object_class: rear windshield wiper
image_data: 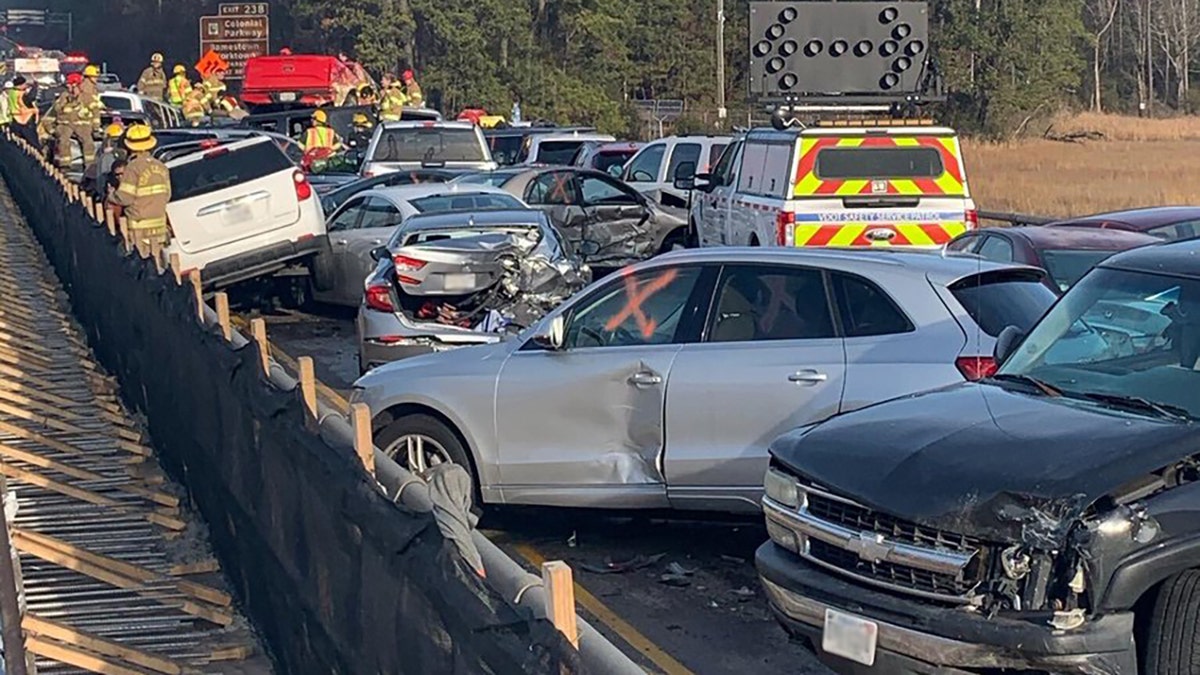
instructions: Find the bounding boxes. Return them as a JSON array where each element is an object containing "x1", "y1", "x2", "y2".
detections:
[
  {"x1": 986, "y1": 373, "x2": 1063, "y2": 397},
  {"x1": 1078, "y1": 392, "x2": 1192, "y2": 422}
]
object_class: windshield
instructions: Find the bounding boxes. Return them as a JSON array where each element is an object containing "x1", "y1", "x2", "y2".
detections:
[
  {"x1": 1041, "y1": 249, "x2": 1119, "y2": 292},
  {"x1": 488, "y1": 136, "x2": 523, "y2": 166},
  {"x1": 408, "y1": 193, "x2": 523, "y2": 213},
  {"x1": 998, "y1": 268, "x2": 1200, "y2": 420},
  {"x1": 372, "y1": 128, "x2": 487, "y2": 163}
]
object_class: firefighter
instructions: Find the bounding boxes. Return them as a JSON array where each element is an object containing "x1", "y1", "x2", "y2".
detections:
[
  {"x1": 378, "y1": 81, "x2": 408, "y2": 122},
  {"x1": 302, "y1": 109, "x2": 342, "y2": 153},
  {"x1": 167, "y1": 65, "x2": 191, "y2": 107},
  {"x1": 216, "y1": 95, "x2": 248, "y2": 120},
  {"x1": 357, "y1": 84, "x2": 377, "y2": 108},
  {"x1": 347, "y1": 112, "x2": 374, "y2": 152},
  {"x1": 9, "y1": 77, "x2": 40, "y2": 148},
  {"x1": 54, "y1": 73, "x2": 100, "y2": 172},
  {"x1": 137, "y1": 53, "x2": 167, "y2": 101},
  {"x1": 402, "y1": 69, "x2": 424, "y2": 108},
  {"x1": 200, "y1": 67, "x2": 228, "y2": 113},
  {"x1": 89, "y1": 122, "x2": 126, "y2": 199},
  {"x1": 110, "y1": 125, "x2": 171, "y2": 257},
  {"x1": 182, "y1": 87, "x2": 206, "y2": 126},
  {"x1": 79, "y1": 65, "x2": 104, "y2": 123}
]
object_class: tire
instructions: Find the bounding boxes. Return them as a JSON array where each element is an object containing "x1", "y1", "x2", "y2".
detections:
[
  {"x1": 375, "y1": 414, "x2": 480, "y2": 507},
  {"x1": 1144, "y1": 569, "x2": 1200, "y2": 673},
  {"x1": 749, "y1": 234, "x2": 761, "y2": 247}
]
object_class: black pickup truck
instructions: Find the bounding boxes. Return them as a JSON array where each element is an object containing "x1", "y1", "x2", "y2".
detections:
[{"x1": 758, "y1": 238, "x2": 1200, "y2": 673}]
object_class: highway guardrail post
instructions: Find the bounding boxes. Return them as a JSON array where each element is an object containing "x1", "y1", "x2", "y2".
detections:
[
  {"x1": 214, "y1": 293, "x2": 232, "y2": 342},
  {"x1": 542, "y1": 561, "x2": 579, "y2": 649}
]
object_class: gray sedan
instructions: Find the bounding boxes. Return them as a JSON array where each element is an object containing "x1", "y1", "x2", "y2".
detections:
[{"x1": 351, "y1": 248, "x2": 1058, "y2": 514}]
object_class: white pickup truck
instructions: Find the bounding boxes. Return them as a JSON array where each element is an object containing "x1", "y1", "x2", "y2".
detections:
[{"x1": 165, "y1": 136, "x2": 327, "y2": 291}]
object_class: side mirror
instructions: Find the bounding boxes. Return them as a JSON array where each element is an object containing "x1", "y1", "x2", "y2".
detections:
[
  {"x1": 672, "y1": 161, "x2": 697, "y2": 191},
  {"x1": 607, "y1": 164, "x2": 624, "y2": 177},
  {"x1": 994, "y1": 325, "x2": 1026, "y2": 366},
  {"x1": 370, "y1": 245, "x2": 389, "y2": 262},
  {"x1": 532, "y1": 315, "x2": 565, "y2": 351}
]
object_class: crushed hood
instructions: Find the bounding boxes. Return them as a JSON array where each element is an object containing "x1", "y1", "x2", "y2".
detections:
[{"x1": 770, "y1": 383, "x2": 1197, "y2": 547}]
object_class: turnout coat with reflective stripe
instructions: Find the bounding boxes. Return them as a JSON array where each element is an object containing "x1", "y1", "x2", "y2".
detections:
[{"x1": 111, "y1": 154, "x2": 171, "y2": 228}]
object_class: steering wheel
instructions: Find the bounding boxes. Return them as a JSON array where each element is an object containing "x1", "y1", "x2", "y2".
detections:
[{"x1": 578, "y1": 325, "x2": 607, "y2": 347}]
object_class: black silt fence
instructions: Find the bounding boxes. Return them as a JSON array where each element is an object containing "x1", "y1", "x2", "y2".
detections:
[{"x1": 0, "y1": 137, "x2": 581, "y2": 675}]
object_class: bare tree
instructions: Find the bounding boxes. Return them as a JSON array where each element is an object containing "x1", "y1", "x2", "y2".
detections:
[
  {"x1": 1085, "y1": 0, "x2": 1120, "y2": 111},
  {"x1": 1151, "y1": 0, "x2": 1200, "y2": 105}
]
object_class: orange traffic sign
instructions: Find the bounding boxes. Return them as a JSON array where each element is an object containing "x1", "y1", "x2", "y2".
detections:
[{"x1": 194, "y1": 49, "x2": 230, "y2": 78}]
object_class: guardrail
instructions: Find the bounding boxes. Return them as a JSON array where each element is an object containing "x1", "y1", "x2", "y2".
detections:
[
  {"x1": 0, "y1": 131, "x2": 644, "y2": 675},
  {"x1": 978, "y1": 210, "x2": 1055, "y2": 227}
]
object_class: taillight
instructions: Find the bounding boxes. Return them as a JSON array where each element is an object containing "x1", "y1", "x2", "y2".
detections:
[
  {"x1": 203, "y1": 147, "x2": 230, "y2": 159},
  {"x1": 293, "y1": 170, "x2": 312, "y2": 201},
  {"x1": 393, "y1": 255, "x2": 427, "y2": 285},
  {"x1": 775, "y1": 211, "x2": 795, "y2": 246},
  {"x1": 956, "y1": 355, "x2": 997, "y2": 381},
  {"x1": 362, "y1": 169, "x2": 375, "y2": 178},
  {"x1": 965, "y1": 209, "x2": 979, "y2": 230},
  {"x1": 364, "y1": 282, "x2": 395, "y2": 312}
]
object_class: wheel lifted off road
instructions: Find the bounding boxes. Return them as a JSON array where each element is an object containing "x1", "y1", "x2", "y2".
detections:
[{"x1": 1144, "y1": 569, "x2": 1200, "y2": 673}]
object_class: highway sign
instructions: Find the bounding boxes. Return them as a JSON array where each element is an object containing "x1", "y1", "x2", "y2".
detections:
[{"x1": 199, "y1": 3, "x2": 269, "y2": 79}]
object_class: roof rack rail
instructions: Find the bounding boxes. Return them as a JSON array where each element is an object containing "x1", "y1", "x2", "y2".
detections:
[{"x1": 765, "y1": 93, "x2": 945, "y2": 131}]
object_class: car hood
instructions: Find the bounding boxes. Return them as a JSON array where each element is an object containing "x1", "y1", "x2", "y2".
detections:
[
  {"x1": 770, "y1": 383, "x2": 1198, "y2": 547},
  {"x1": 354, "y1": 339, "x2": 511, "y2": 389}
]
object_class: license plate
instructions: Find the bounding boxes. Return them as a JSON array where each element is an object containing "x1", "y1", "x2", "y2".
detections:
[
  {"x1": 279, "y1": 92, "x2": 296, "y2": 102},
  {"x1": 227, "y1": 204, "x2": 253, "y2": 225},
  {"x1": 822, "y1": 608, "x2": 878, "y2": 666},
  {"x1": 442, "y1": 273, "x2": 478, "y2": 292}
]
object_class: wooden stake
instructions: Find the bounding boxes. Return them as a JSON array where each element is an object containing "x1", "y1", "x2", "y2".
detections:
[
  {"x1": 298, "y1": 357, "x2": 317, "y2": 419},
  {"x1": 168, "y1": 253, "x2": 182, "y2": 284},
  {"x1": 93, "y1": 200, "x2": 105, "y2": 224},
  {"x1": 541, "y1": 561, "x2": 579, "y2": 648},
  {"x1": 188, "y1": 270, "x2": 204, "y2": 323},
  {"x1": 214, "y1": 292, "x2": 231, "y2": 342},
  {"x1": 249, "y1": 318, "x2": 270, "y2": 376},
  {"x1": 25, "y1": 636, "x2": 144, "y2": 675},
  {"x1": 150, "y1": 239, "x2": 164, "y2": 274},
  {"x1": 351, "y1": 403, "x2": 376, "y2": 478},
  {"x1": 105, "y1": 206, "x2": 116, "y2": 235}
]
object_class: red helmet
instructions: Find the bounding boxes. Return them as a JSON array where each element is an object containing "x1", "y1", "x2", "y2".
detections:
[
  {"x1": 402, "y1": 70, "x2": 414, "y2": 81},
  {"x1": 65, "y1": 72, "x2": 83, "y2": 86}
]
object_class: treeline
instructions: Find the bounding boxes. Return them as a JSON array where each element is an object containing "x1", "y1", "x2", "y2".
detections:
[{"x1": 40, "y1": 0, "x2": 1200, "y2": 136}]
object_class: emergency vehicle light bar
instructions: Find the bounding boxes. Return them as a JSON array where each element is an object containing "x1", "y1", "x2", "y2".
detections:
[{"x1": 815, "y1": 118, "x2": 935, "y2": 127}]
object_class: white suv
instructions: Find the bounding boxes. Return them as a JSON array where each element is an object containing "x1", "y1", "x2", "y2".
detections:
[
  {"x1": 166, "y1": 136, "x2": 326, "y2": 289},
  {"x1": 622, "y1": 135, "x2": 732, "y2": 208},
  {"x1": 360, "y1": 121, "x2": 497, "y2": 177}
]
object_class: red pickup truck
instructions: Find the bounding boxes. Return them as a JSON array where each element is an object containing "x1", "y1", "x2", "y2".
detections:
[{"x1": 240, "y1": 54, "x2": 372, "y2": 112}]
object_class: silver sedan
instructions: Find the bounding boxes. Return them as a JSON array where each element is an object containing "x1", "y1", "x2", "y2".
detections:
[{"x1": 351, "y1": 248, "x2": 1058, "y2": 514}]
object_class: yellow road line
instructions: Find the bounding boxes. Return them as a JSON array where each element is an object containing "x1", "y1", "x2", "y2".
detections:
[
  {"x1": 230, "y1": 315, "x2": 351, "y2": 413},
  {"x1": 512, "y1": 543, "x2": 695, "y2": 675}
]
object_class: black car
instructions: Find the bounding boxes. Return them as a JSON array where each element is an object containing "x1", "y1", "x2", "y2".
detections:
[
  {"x1": 483, "y1": 125, "x2": 595, "y2": 166},
  {"x1": 757, "y1": 237, "x2": 1200, "y2": 673}
]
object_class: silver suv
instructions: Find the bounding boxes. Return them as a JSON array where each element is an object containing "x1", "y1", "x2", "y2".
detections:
[{"x1": 351, "y1": 248, "x2": 1057, "y2": 513}]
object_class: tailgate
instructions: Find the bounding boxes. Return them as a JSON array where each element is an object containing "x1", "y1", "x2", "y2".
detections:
[
  {"x1": 166, "y1": 140, "x2": 302, "y2": 255},
  {"x1": 243, "y1": 56, "x2": 333, "y2": 93}
]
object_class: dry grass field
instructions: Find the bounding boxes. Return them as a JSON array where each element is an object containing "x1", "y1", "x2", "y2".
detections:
[{"x1": 963, "y1": 113, "x2": 1200, "y2": 218}]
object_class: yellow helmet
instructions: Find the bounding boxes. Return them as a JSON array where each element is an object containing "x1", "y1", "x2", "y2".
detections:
[
  {"x1": 173, "y1": 65, "x2": 186, "y2": 75},
  {"x1": 124, "y1": 124, "x2": 157, "y2": 152},
  {"x1": 83, "y1": 65, "x2": 100, "y2": 78},
  {"x1": 105, "y1": 123, "x2": 124, "y2": 139},
  {"x1": 151, "y1": 53, "x2": 164, "y2": 64},
  {"x1": 352, "y1": 113, "x2": 370, "y2": 126},
  {"x1": 311, "y1": 109, "x2": 328, "y2": 124}
]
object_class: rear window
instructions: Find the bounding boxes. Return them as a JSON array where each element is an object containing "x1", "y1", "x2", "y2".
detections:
[
  {"x1": 816, "y1": 146, "x2": 944, "y2": 180},
  {"x1": 1040, "y1": 250, "x2": 1118, "y2": 292},
  {"x1": 488, "y1": 136, "x2": 523, "y2": 166},
  {"x1": 408, "y1": 193, "x2": 523, "y2": 214},
  {"x1": 101, "y1": 95, "x2": 133, "y2": 111},
  {"x1": 371, "y1": 128, "x2": 487, "y2": 163},
  {"x1": 950, "y1": 271, "x2": 1057, "y2": 337},
  {"x1": 593, "y1": 151, "x2": 634, "y2": 174},
  {"x1": 535, "y1": 141, "x2": 586, "y2": 165},
  {"x1": 170, "y1": 141, "x2": 294, "y2": 202}
]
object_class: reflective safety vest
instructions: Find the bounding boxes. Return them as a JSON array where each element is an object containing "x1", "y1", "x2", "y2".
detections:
[
  {"x1": 168, "y1": 75, "x2": 192, "y2": 106},
  {"x1": 379, "y1": 92, "x2": 408, "y2": 121},
  {"x1": 10, "y1": 89, "x2": 35, "y2": 125},
  {"x1": 303, "y1": 125, "x2": 337, "y2": 151}
]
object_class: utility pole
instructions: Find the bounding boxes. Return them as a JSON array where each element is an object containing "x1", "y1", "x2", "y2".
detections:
[{"x1": 716, "y1": 0, "x2": 727, "y2": 123}]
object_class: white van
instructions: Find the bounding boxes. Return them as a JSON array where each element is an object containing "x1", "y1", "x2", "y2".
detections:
[
  {"x1": 623, "y1": 134, "x2": 731, "y2": 208},
  {"x1": 166, "y1": 136, "x2": 327, "y2": 289},
  {"x1": 688, "y1": 122, "x2": 977, "y2": 249}
]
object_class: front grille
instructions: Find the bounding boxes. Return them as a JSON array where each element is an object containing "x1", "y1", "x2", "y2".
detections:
[
  {"x1": 806, "y1": 492, "x2": 981, "y2": 554},
  {"x1": 807, "y1": 539, "x2": 983, "y2": 598}
]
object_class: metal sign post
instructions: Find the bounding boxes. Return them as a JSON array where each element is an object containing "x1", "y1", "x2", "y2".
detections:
[
  {"x1": 633, "y1": 99, "x2": 685, "y2": 139},
  {"x1": 198, "y1": 2, "x2": 269, "y2": 80}
]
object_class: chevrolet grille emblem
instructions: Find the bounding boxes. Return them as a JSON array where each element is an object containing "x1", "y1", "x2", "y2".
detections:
[{"x1": 846, "y1": 531, "x2": 893, "y2": 563}]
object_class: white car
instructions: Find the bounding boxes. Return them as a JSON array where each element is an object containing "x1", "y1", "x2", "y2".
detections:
[
  {"x1": 622, "y1": 134, "x2": 731, "y2": 208},
  {"x1": 100, "y1": 91, "x2": 183, "y2": 129},
  {"x1": 310, "y1": 183, "x2": 528, "y2": 307},
  {"x1": 519, "y1": 131, "x2": 616, "y2": 166},
  {"x1": 165, "y1": 136, "x2": 327, "y2": 290}
]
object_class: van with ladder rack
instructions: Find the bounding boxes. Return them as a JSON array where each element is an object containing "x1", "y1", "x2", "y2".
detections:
[{"x1": 687, "y1": 113, "x2": 977, "y2": 249}]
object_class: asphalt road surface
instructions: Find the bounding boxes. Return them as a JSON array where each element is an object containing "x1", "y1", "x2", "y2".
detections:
[{"x1": 252, "y1": 305, "x2": 832, "y2": 675}]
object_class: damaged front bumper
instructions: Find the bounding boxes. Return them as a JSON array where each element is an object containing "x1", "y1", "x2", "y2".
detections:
[{"x1": 756, "y1": 543, "x2": 1138, "y2": 675}]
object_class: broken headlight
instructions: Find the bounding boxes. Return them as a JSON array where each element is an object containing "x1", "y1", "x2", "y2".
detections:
[{"x1": 764, "y1": 467, "x2": 799, "y2": 508}]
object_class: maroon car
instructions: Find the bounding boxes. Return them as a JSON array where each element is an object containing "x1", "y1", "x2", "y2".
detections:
[
  {"x1": 1045, "y1": 206, "x2": 1200, "y2": 240},
  {"x1": 947, "y1": 225, "x2": 1159, "y2": 292}
]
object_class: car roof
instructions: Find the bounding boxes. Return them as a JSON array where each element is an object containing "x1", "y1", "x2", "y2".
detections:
[
  {"x1": 645, "y1": 247, "x2": 1044, "y2": 286},
  {"x1": 1098, "y1": 236, "x2": 1200, "y2": 278},
  {"x1": 1048, "y1": 206, "x2": 1200, "y2": 229},
  {"x1": 402, "y1": 208, "x2": 547, "y2": 230},
  {"x1": 594, "y1": 141, "x2": 644, "y2": 152},
  {"x1": 992, "y1": 225, "x2": 1160, "y2": 250},
  {"x1": 370, "y1": 183, "x2": 514, "y2": 200},
  {"x1": 379, "y1": 120, "x2": 476, "y2": 130},
  {"x1": 533, "y1": 132, "x2": 615, "y2": 142}
]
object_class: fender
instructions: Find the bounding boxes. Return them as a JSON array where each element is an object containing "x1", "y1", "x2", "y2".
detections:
[{"x1": 1099, "y1": 533, "x2": 1200, "y2": 611}]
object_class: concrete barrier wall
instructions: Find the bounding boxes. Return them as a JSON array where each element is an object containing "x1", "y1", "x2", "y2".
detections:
[{"x1": 0, "y1": 136, "x2": 583, "y2": 675}]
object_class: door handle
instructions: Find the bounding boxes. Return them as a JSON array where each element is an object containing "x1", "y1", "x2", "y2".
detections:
[
  {"x1": 332, "y1": 238, "x2": 347, "y2": 246},
  {"x1": 788, "y1": 370, "x2": 827, "y2": 384},
  {"x1": 628, "y1": 372, "x2": 662, "y2": 387},
  {"x1": 371, "y1": 238, "x2": 382, "y2": 245}
]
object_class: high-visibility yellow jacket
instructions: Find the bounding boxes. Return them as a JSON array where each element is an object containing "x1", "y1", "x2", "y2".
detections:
[
  {"x1": 167, "y1": 75, "x2": 192, "y2": 106},
  {"x1": 110, "y1": 154, "x2": 172, "y2": 230},
  {"x1": 303, "y1": 124, "x2": 341, "y2": 152}
]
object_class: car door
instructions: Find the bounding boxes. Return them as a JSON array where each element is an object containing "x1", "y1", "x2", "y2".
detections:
[
  {"x1": 522, "y1": 170, "x2": 589, "y2": 252},
  {"x1": 664, "y1": 263, "x2": 846, "y2": 512},
  {"x1": 333, "y1": 195, "x2": 405, "y2": 305},
  {"x1": 697, "y1": 140, "x2": 741, "y2": 246},
  {"x1": 313, "y1": 196, "x2": 367, "y2": 303},
  {"x1": 623, "y1": 142, "x2": 667, "y2": 194},
  {"x1": 493, "y1": 264, "x2": 709, "y2": 505},
  {"x1": 576, "y1": 171, "x2": 652, "y2": 261}
]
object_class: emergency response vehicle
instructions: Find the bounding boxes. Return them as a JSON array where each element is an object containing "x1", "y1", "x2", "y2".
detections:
[{"x1": 688, "y1": 117, "x2": 976, "y2": 249}]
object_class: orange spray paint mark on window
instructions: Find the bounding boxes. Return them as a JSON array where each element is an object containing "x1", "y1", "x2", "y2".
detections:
[{"x1": 605, "y1": 268, "x2": 679, "y2": 338}]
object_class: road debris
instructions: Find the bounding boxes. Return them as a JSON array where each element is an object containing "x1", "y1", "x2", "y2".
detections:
[{"x1": 580, "y1": 553, "x2": 665, "y2": 575}]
